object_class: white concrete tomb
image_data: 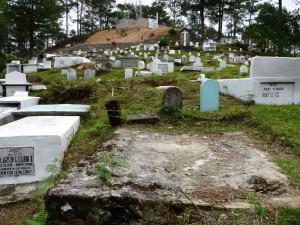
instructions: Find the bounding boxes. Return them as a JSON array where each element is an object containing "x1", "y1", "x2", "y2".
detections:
[{"x1": 0, "y1": 116, "x2": 80, "y2": 184}]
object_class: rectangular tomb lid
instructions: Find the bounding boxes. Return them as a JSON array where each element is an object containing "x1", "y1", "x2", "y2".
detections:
[{"x1": 12, "y1": 104, "x2": 89, "y2": 117}]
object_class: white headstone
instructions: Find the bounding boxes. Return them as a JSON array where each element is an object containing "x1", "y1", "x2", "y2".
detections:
[
  {"x1": 189, "y1": 55, "x2": 196, "y2": 63},
  {"x1": 169, "y1": 50, "x2": 176, "y2": 55},
  {"x1": 138, "y1": 61, "x2": 145, "y2": 70},
  {"x1": 125, "y1": 68, "x2": 133, "y2": 78},
  {"x1": 67, "y1": 68, "x2": 77, "y2": 81},
  {"x1": 240, "y1": 65, "x2": 248, "y2": 74},
  {"x1": 193, "y1": 57, "x2": 203, "y2": 67},
  {"x1": 220, "y1": 60, "x2": 227, "y2": 69}
]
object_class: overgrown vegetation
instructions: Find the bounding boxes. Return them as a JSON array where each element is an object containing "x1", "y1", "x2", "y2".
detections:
[{"x1": 2, "y1": 47, "x2": 300, "y2": 224}]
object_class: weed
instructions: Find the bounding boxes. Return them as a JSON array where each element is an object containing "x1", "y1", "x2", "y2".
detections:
[
  {"x1": 243, "y1": 192, "x2": 260, "y2": 204},
  {"x1": 277, "y1": 207, "x2": 300, "y2": 225},
  {"x1": 96, "y1": 153, "x2": 128, "y2": 185},
  {"x1": 25, "y1": 207, "x2": 48, "y2": 225}
]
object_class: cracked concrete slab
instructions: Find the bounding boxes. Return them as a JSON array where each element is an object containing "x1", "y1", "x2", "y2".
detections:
[{"x1": 45, "y1": 128, "x2": 289, "y2": 224}]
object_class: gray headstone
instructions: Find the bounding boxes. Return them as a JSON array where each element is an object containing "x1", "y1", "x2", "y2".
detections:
[
  {"x1": 84, "y1": 69, "x2": 95, "y2": 79},
  {"x1": 162, "y1": 87, "x2": 182, "y2": 113},
  {"x1": 67, "y1": 68, "x2": 77, "y2": 81}
]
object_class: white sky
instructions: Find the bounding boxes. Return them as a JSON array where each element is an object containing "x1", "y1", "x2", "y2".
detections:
[{"x1": 116, "y1": 0, "x2": 299, "y2": 11}]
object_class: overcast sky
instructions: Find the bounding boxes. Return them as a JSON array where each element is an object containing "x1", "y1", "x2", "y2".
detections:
[{"x1": 116, "y1": 0, "x2": 299, "y2": 11}]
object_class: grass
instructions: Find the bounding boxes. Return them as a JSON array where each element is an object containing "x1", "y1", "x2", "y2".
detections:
[{"x1": 11, "y1": 48, "x2": 300, "y2": 224}]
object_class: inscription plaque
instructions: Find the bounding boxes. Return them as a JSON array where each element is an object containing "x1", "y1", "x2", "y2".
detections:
[
  {"x1": 158, "y1": 64, "x2": 168, "y2": 73},
  {"x1": 0, "y1": 147, "x2": 35, "y2": 177}
]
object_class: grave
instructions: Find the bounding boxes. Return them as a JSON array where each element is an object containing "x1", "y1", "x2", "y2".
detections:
[
  {"x1": 180, "y1": 66, "x2": 215, "y2": 72},
  {"x1": 200, "y1": 80, "x2": 219, "y2": 112},
  {"x1": 0, "y1": 95, "x2": 40, "y2": 109},
  {"x1": 54, "y1": 57, "x2": 91, "y2": 68},
  {"x1": 189, "y1": 55, "x2": 196, "y2": 63},
  {"x1": 193, "y1": 57, "x2": 203, "y2": 67},
  {"x1": 114, "y1": 60, "x2": 122, "y2": 68},
  {"x1": 6, "y1": 62, "x2": 21, "y2": 73},
  {"x1": 203, "y1": 40, "x2": 216, "y2": 52},
  {"x1": 0, "y1": 116, "x2": 80, "y2": 185},
  {"x1": 125, "y1": 68, "x2": 133, "y2": 78},
  {"x1": 45, "y1": 128, "x2": 288, "y2": 224},
  {"x1": 150, "y1": 61, "x2": 174, "y2": 74},
  {"x1": 180, "y1": 28, "x2": 190, "y2": 47},
  {"x1": 67, "y1": 68, "x2": 77, "y2": 81},
  {"x1": 21, "y1": 64, "x2": 38, "y2": 73},
  {"x1": 162, "y1": 87, "x2": 182, "y2": 113},
  {"x1": 218, "y1": 57, "x2": 300, "y2": 105},
  {"x1": 84, "y1": 69, "x2": 95, "y2": 79},
  {"x1": 1, "y1": 71, "x2": 31, "y2": 97},
  {"x1": 120, "y1": 57, "x2": 139, "y2": 68},
  {"x1": 219, "y1": 60, "x2": 227, "y2": 69},
  {"x1": 12, "y1": 104, "x2": 90, "y2": 119},
  {"x1": 240, "y1": 65, "x2": 248, "y2": 74},
  {"x1": 135, "y1": 71, "x2": 152, "y2": 77}
]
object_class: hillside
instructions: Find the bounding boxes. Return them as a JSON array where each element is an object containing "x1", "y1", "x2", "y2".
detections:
[{"x1": 84, "y1": 27, "x2": 173, "y2": 44}]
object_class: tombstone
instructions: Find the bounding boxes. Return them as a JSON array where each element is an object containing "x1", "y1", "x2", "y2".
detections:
[
  {"x1": 195, "y1": 42, "x2": 199, "y2": 48},
  {"x1": 169, "y1": 50, "x2": 176, "y2": 55},
  {"x1": 139, "y1": 52, "x2": 142, "y2": 56},
  {"x1": 105, "y1": 100, "x2": 121, "y2": 127},
  {"x1": 84, "y1": 69, "x2": 95, "y2": 79},
  {"x1": 219, "y1": 60, "x2": 227, "y2": 69},
  {"x1": 175, "y1": 42, "x2": 179, "y2": 46},
  {"x1": 163, "y1": 54, "x2": 169, "y2": 62},
  {"x1": 189, "y1": 55, "x2": 196, "y2": 63},
  {"x1": 162, "y1": 87, "x2": 182, "y2": 113},
  {"x1": 178, "y1": 50, "x2": 181, "y2": 54},
  {"x1": 67, "y1": 68, "x2": 77, "y2": 81},
  {"x1": 130, "y1": 52, "x2": 135, "y2": 56},
  {"x1": 189, "y1": 52, "x2": 192, "y2": 56},
  {"x1": 149, "y1": 46, "x2": 155, "y2": 51},
  {"x1": 0, "y1": 116, "x2": 80, "y2": 184},
  {"x1": 180, "y1": 28, "x2": 190, "y2": 47},
  {"x1": 150, "y1": 61, "x2": 174, "y2": 73},
  {"x1": 240, "y1": 65, "x2": 248, "y2": 74},
  {"x1": 197, "y1": 53, "x2": 200, "y2": 57},
  {"x1": 114, "y1": 60, "x2": 122, "y2": 68},
  {"x1": 120, "y1": 57, "x2": 139, "y2": 68},
  {"x1": 200, "y1": 80, "x2": 219, "y2": 112},
  {"x1": 125, "y1": 68, "x2": 133, "y2": 78},
  {"x1": 203, "y1": 40, "x2": 216, "y2": 52},
  {"x1": 1, "y1": 71, "x2": 31, "y2": 97},
  {"x1": 144, "y1": 53, "x2": 148, "y2": 59},
  {"x1": 189, "y1": 41, "x2": 194, "y2": 46},
  {"x1": 193, "y1": 57, "x2": 203, "y2": 67},
  {"x1": 155, "y1": 69, "x2": 163, "y2": 76},
  {"x1": 138, "y1": 61, "x2": 145, "y2": 70},
  {"x1": 181, "y1": 55, "x2": 187, "y2": 63},
  {"x1": 105, "y1": 62, "x2": 112, "y2": 71}
]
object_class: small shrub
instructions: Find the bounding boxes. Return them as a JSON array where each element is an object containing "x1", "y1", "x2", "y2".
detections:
[
  {"x1": 159, "y1": 37, "x2": 169, "y2": 47},
  {"x1": 168, "y1": 28, "x2": 177, "y2": 36}
]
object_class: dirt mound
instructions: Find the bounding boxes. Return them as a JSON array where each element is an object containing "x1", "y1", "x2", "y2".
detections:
[{"x1": 84, "y1": 27, "x2": 172, "y2": 44}]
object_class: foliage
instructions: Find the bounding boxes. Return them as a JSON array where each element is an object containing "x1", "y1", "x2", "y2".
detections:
[
  {"x1": 96, "y1": 153, "x2": 128, "y2": 185},
  {"x1": 277, "y1": 207, "x2": 300, "y2": 225},
  {"x1": 25, "y1": 208, "x2": 48, "y2": 225},
  {"x1": 159, "y1": 37, "x2": 169, "y2": 47},
  {"x1": 168, "y1": 28, "x2": 177, "y2": 36}
]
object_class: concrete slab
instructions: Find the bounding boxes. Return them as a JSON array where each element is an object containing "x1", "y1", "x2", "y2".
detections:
[
  {"x1": 12, "y1": 104, "x2": 89, "y2": 118},
  {"x1": 45, "y1": 129, "x2": 288, "y2": 224},
  {"x1": 0, "y1": 96, "x2": 39, "y2": 109},
  {"x1": 0, "y1": 116, "x2": 80, "y2": 185}
]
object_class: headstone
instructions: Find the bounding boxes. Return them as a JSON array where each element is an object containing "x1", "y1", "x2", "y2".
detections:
[
  {"x1": 84, "y1": 69, "x2": 95, "y2": 79},
  {"x1": 220, "y1": 60, "x2": 227, "y2": 69},
  {"x1": 189, "y1": 41, "x2": 193, "y2": 46},
  {"x1": 2, "y1": 71, "x2": 31, "y2": 97},
  {"x1": 138, "y1": 61, "x2": 145, "y2": 70},
  {"x1": 200, "y1": 80, "x2": 219, "y2": 112},
  {"x1": 169, "y1": 50, "x2": 175, "y2": 55},
  {"x1": 181, "y1": 55, "x2": 187, "y2": 63},
  {"x1": 150, "y1": 61, "x2": 174, "y2": 73},
  {"x1": 120, "y1": 57, "x2": 139, "y2": 68},
  {"x1": 67, "y1": 68, "x2": 77, "y2": 81},
  {"x1": 175, "y1": 42, "x2": 179, "y2": 46},
  {"x1": 105, "y1": 62, "x2": 112, "y2": 71},
  {"x1": 240, "y1": 65, "x2": 248, "y2": 74},
  {"x1": 105, "y1": 100, "x2": 121, "y2": 127},
  {"x1": 193, "y1": 57, "x2": 203, "y2": 67},
  {"x1": 114, "y1": 60, "x2": 122, "y2": 68},
  {"x1": 189, "y1": 55, "x2": 196, "y2": 63},
  {"x1": 180, "y1": 28, "x2": 190, "y2": 47},
  {"x1": 197, "y1": 53, "x2": 200, "y2": 57},
  {"x1": 125, "y1": 68, "x2": 133, "y2": 78},
  {"x1": 195, "y1": 42, "x2": 199, "y2": 48},
  {"x1": 144, "y1": 53, "x2": 148, "y2": 59},
  {"x1": 162, "y1": 87, "x2": 182, "y2": 113},
  {"x1": 178, "y1": 50, "x2": 181, "y2": 54}
]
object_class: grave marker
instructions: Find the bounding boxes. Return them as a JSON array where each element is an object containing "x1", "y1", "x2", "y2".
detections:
[
  {"x1": 162, "y1": 87, "x2": 182, "y2": 113},
  {"x1": 200, "y1": 80, "x2": 219, "y2": 112}
]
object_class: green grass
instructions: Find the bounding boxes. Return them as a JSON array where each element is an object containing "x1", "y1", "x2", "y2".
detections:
[{"x1": 22, "y1": 50, "x2": 300, "y2": 224}]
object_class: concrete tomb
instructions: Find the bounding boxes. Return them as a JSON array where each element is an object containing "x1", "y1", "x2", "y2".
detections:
[
  {"x1": 150, "y1": 61, "x2": 174, "y2": 74},
  {"x1": 218, "y1": 56, "x2": 300, "y2": 105},
  {"x1": 1, "y1": 71, "x2": 31, "y2": 97},
  {"x1": 203, "y1": 40, "x2": 216, "y2": 52},
  {"x1": 0, "y1": 116, "x2": 80, "y2": 184},
  {"x1": 200, "y1": 80, "x2": 219, "y2": 112},
  {"x1": 54, "y1": 57, "x2": 91, "y2": 68}
]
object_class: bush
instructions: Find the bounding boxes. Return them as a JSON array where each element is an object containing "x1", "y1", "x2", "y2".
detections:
[
  {"x1": 159, "y1": 37, "x2": 169, "y2": 47},
  {"x1": 168, "y1": 28, "x2": 177, "y2": 36}
]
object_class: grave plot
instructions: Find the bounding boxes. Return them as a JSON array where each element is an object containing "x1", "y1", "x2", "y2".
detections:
[
  {"x1": 0, "y1": 116, "x2": 80, "y2": 185},
  {"x1": 46, "y1": 128, "x2": 290, "y2": 224}
]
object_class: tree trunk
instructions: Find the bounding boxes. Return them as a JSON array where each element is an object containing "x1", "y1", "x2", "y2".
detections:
[
  {"x1": 200, "y1": 0, "x2": 205, "y2": 41},
  {"x1": 277, "y1": 0, "x2": 283, "y2": 55},
  {"x1": 29, "y1": 27, "x2": 34, "y2": 57},
  {"x1": 66, "y1": 0, "x2": 69, "y2": 36},
  {"x1": 217, "y1": 1, "x2": 223, "y2": 41}
]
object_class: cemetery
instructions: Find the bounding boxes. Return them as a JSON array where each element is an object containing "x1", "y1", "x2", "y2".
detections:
[{"x1": 0, "y1": 1, "x2": 300, "y2": 224}]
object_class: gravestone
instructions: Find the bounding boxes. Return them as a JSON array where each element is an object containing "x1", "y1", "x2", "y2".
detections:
[
  {"x1": 162, "y1": 87, "x2": 182, "y2": 113},
  {"x1": 181, "y1": 55, "x2": 187, "y2": 63},
  {"x1": 169, "y1": 50, "x2": 175, "y2": 55},
  {"x1": 220, "y1": 60, "x2": 227, "y2": 69},
  {"x1": 125, "y1": 69, "x2": 133, "y2": 78},
  {"x1": 120, "y1": 57, "x2": 139, "y2": 68},
  {"x1": 240, "y1": 65, "x2": 248, "y2": 74},
  {"x1": 193, "y1": 57, "x2": 203, "y2": 67},
  {"x1": 67, "y1": 68, "x2": 77, "y2": 81},
  {"x1": 2, "y1": 71, "x2": 31, "y2": 97},
  {"x1": 105, "y1": 62, "x2": 112, "y2": 71},
  {"x1": 84, "y1": 69, "x2": 95, "y2": 79},
  {"x1": 144, "y1": 53, "x2": 148, "y2": 59},
  {"x1": 200, "y1": 80, "x2": 219, "y2": 112},
  {"x1": 114, "y1": 60, "x2": 122, "y2": 68},
  {"x1": 189, "y1": 55, "x2": 196, "y2": 63},
  {"x1": 138, "y1": 61, "x2": 145, "y2": 70},
  {"x1": 180, "y1": 28, "x2": 190, "y2": 47}
]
